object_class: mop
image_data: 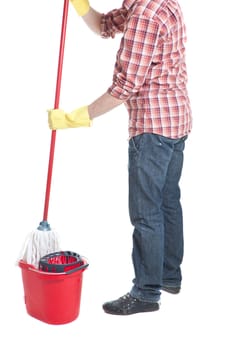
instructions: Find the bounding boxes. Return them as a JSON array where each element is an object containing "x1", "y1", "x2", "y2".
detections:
[{"x1": 20, "y1": 0, "x2": 70, "y2": 268}]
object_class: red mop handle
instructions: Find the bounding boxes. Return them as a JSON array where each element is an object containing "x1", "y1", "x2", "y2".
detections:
[{"x1": 43, "y1": 0, "x2": 69, "y2": 222}]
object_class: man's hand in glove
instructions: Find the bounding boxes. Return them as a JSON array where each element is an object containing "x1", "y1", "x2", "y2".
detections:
[{"x1": 48, "y1": 106, "x2": 92, "y2": 130}]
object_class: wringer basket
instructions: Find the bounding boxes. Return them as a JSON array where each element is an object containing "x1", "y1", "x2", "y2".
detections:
[
  {"x1": 39, "y1": 250, "x2": 83, "y2": 272},
  {"x1": 19, "y1": 251, "x2": 88, "y2": 325}
]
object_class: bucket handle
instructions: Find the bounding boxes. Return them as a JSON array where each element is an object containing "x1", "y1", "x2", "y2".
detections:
[
  {"x1": 27, "y1": 261, "x2": 89, "y2": 275},
  {"x1": 65, "y1": 262, "x2": 89, "y2": 274}
]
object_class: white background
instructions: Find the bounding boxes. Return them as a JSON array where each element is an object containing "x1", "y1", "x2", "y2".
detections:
[{"x1": 0, "y1": 0, "x2": 240, "y2": 348}]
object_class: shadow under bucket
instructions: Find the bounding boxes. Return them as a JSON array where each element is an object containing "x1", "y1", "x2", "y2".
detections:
[{"x1": 19, "y1": 252, "x2": 88, "y2": 325}]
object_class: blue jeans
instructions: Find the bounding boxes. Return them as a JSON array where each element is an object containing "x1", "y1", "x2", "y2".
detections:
[{"x1": 128, "y1": 133, "x2": 187, "y2": 302}]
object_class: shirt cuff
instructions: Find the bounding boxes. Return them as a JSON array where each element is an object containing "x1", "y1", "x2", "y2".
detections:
[{"x1": 107, "y1": 85, "x2": 132, "y2": 101}]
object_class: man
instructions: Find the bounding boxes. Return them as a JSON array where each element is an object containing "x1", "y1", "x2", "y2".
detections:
[{"x1": 48, "y1": 0, "x2": 192, "y2": 315}]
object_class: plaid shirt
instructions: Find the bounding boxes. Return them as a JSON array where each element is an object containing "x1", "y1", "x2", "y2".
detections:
[{"x1": 101, "y1": 0, "x2": 192, "y2": 139}]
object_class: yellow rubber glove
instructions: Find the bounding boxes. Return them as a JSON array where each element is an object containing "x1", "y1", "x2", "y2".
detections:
[
  {"x1": 70, "y1": 0, "x2": 90, "y2": 16},
  {"x1": 48, "y1": 106, "x2": 92, "y2": 130}
]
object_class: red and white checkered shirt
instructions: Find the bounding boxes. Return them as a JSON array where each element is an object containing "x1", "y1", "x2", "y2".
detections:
[{"x1": 101, "y1": 0, "x2": 192, "y2": 139}]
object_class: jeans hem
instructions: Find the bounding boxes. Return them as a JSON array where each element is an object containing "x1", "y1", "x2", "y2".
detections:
[{"x1": 130, "y1": 287, "x2": 161, "y2": 303}]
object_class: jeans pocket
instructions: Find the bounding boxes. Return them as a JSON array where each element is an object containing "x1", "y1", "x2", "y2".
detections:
[
  {"x1": 129, "y1": 134, "x2": 143, "y2": 153},
  {"x1": 128, "y1": 134, "x2": 143, "y2": 170}
]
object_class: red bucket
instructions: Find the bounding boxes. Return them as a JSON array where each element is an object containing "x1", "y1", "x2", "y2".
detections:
[{"x1": 19, "y1": 255, "x2": 88, "y2": 325}]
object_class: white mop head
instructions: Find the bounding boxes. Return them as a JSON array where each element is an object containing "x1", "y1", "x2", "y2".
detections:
[{"x1": 20, "y1": 229, "x2": 60, "y2": 269}]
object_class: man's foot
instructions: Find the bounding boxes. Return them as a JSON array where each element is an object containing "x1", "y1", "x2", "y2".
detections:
[
  {"x1": 102, "y1": 293, "x2": 160, "y2": 315},
  {"x1": 161, "y1": 285, "x2": 181, "y2": 294}
]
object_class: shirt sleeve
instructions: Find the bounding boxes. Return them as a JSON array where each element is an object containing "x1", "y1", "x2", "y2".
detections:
[
  {"x1": 108, "y1": 15, "x2": 160, "y2": 100},
  {"x1": 101, "y1": 8, "x2": 128, "y2": 38}
]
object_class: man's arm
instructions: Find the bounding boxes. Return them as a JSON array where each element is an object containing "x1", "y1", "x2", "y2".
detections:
[
  {"x1": 70, "y1": 0, "x2": 102, "y2": 35},
  {"x1": 48, "y1": 92, "x2": 124, "y2": 130},
  {"x1": 82, "y1": 8, "x2": 102, "y2": 36},
  {"x1": 88, "y1": 92, "x2": 123, "y2": 120}
]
